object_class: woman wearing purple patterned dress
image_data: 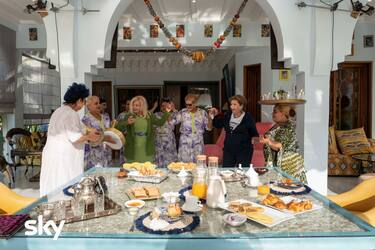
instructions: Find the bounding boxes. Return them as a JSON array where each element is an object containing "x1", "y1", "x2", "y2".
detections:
[
  {"x1": 82, "y1": 96, "x2": 114, "y2": 170},
  {"x1": 173, "y1": 94, "x2": 213, "y2": 163},
  {"x1": 154, "y1": 97, "x2": 178, "y2": 167}
]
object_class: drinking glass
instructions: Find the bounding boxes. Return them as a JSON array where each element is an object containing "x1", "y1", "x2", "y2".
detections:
[{"x1": 53, "y1": 200, "x2": 66, "y2": 221}]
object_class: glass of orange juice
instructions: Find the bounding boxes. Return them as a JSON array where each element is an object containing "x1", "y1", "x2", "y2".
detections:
[{"x1": 257, "y1": 183, "x2": 270, "y2": 196}]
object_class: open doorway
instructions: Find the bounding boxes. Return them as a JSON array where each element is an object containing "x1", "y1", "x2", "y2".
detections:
[
  {"x1": 329, "y1": 62, "x2": 372, "y2": 136},
  {"x1": 243, "y1": 64, "x2": 261, "y2": 122}
]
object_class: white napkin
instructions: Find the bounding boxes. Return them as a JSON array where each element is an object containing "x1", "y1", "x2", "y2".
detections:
[{"x1": 149, "y1": 218, "x2": 169, "y2": 231}]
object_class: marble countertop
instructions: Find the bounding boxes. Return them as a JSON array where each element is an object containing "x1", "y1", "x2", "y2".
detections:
[{"x1": 30, "y1": 167, "x2": 369, "y2": 238}]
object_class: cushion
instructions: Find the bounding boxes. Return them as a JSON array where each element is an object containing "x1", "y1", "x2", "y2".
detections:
[
  {"x1": 335, "y1": 128, "x2": 373, "y2": 156},
  {"x1": 328, "y1": 126, "x2": 339, "y2": 154}
]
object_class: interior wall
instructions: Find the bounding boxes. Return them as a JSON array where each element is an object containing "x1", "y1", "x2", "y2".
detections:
[
  {"x1": 345, "y1": 20, "x2": 375, "y2": 137},
  {"x1": 0, "y1": 24, "x2": 16, "y2": 113},
  {"x1": 235, "y1": 46, "x2": 296, "y2": 122},
  {"x1": 16, "y1": 23, "x2": 47, "y2": 49}
]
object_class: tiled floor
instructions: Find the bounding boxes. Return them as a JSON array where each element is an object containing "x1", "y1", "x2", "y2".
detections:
[{"x1": 9, "y1": 165, "x2": 359, "y2": 198}]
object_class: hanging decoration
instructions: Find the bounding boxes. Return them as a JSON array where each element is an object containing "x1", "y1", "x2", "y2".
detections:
[{"x1": 143, "y1": 0, "x2": 249, "y2": 62}]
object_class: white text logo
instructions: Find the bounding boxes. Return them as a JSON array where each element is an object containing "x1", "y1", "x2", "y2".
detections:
[{"x1": 24, "y1": 215, "x2": 65, "y2": 240}]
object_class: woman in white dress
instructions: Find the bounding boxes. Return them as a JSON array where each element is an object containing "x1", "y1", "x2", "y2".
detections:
[{"x1": 40, "y1": 83, "x2": 100, "y2": 197}]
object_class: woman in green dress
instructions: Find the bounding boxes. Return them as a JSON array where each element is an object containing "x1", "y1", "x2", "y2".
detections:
[
  {"x1": 116, "y1": 96, "x2": 171, "y2": 163},
  {"x1": 260, "y1": 104, "x2": 307, "y2": 183}
]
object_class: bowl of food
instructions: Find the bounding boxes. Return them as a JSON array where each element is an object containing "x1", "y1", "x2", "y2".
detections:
[
  {"x1": 223, "y1": 213, "x2": 247, "y2": 227},
  {"x1": 125, "y1": 199, "x2": 145, "y2": 209}
]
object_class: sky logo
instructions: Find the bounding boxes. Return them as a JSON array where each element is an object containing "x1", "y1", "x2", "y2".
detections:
[{"x1": 24, "y1": 215, "x2": 65, "y2": 240}]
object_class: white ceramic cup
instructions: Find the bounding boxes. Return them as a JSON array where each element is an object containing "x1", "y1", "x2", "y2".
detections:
[{"x1": 184, "y1": 195, "x2": 201, "y2": 210}]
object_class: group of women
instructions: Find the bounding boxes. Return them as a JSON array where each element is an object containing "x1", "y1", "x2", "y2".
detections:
[{"x1": 39, "y1": 82, "x2": 307, "y2": 197}]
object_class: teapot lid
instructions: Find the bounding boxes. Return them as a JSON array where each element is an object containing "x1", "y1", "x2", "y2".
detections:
[{"x1": 80, "y1": 177, "x2": 95, "y2": 186}]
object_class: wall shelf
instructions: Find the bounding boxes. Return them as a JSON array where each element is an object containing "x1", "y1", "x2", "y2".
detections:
[{"x1": 258, "y1": 99, "x2": 306, "y2": 105}]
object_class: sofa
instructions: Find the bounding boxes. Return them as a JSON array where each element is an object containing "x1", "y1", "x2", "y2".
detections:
[
  {"x1": 204, "y1": 122, "x2": 273, "y2": 167},
  {"x1": 328, "y1": 126, "x2": 375, "y2": 176}
]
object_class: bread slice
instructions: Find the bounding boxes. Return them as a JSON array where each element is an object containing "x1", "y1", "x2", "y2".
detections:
[
  {"x1": 132, "y1": 188, "x2": 148, "y2": 199},
  {"x1": 144, "y1": 186, "x2": 160, "y2": 197}
]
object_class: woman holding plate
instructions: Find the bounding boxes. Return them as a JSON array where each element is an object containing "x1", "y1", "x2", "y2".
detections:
[{"x1": 82, "y1": 96, "x2": 116, "y2": 170}]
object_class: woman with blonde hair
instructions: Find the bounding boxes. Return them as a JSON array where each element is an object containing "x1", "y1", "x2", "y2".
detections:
[
  {"x1": 116, "y1": 96, "x2": 171, "y2": 163},
  {"x1": 260, "y1": 104, "x2": 307, "y2": 183}
]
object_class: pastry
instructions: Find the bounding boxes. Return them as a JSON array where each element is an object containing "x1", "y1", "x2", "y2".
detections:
[
  {"x1": 273, "y1": 201, "x2": 287, "y2": 210},
  {"x1": 117, "y1": 170, "x2": 127, "y2": 178},
  {"x1": 261, "y1": 194, "x2": 280, "y2": 206},
  {"x1": 167, "y1": 203, "x2": 182, "y2": 218},
  {"x1": 144, "y1": 187, "x2": 160, "y2": 197},
  {"x1": 132, "y1": 188, "x2": 148, "y2": 199}
]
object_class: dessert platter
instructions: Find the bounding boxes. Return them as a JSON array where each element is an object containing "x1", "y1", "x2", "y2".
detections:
[
  {"x1": 125, "y1": 163, "x2": 168, "y2": 184},
  {"x1": 261, "y1": 194, "x2": 322, "y2": 215},
  {"x1": 127, "y1": 186, "x2": 161, "y2": 200},
  {"x1": 167, "y1": 162, "x2": 196, "y2": 173},
  {"x1": 270, "y1": 178, "x2": 311, "y2": 196},
  {"x1": 219, "y1": 199, "x2": 294, "y2": 227}
]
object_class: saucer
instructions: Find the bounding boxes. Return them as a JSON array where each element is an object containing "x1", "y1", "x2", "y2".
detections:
[{"x1": 182, "y1": 204, "x2": 202, "y2": 213}]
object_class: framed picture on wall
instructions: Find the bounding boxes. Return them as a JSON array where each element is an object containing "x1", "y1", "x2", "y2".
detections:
[
  {"x1": 363, "y1": 35, "x2": 374, "y2": 48},
  {"x1": 150, "y1": 24, "x2": 158, "y2": 38},
  {"x1": 176, "y1": 24, "x2": 185, "y2": 37},
  {"x1": 29, "y1": 28, "x2": 38, "y2": 41},
  {"x1": 233, "y1": 24, "x2": 241, "y2": 38},
  {"x1": 279, "y1": 69, "x2": 290, "y2": 81},
  {"x1": 261, "y1": 24, "x2": 270, "y2": 37},
  {"x1": 123, "y1": 27, "x2": 132, "y2": 40},
  {"x1": 204, "y1": 24, "x2": 213, "y2": 38}
]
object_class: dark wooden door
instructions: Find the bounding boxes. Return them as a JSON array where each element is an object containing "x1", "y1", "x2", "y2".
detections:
[
  {"x1": 244, "y1": 64, "x2": 261, "y2": 122},
  {"x1": 92, "y1": 81, "x2": 112, "y2": 119},
  {"x1": 329, "y1": 62, "x2": 372, "y2": 136}
]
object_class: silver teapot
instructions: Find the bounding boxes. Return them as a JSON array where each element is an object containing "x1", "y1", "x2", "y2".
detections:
[{"x1": 73, "y1": 176, "x2": 107, "y2": 214}]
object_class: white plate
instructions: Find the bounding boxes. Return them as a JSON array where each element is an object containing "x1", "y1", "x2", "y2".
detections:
[
  {"x1": 262, "y1": 196, "x2": 323, "y2": 215},
  {"x1": 182, "y1": 204, "x2": 202, "y2": 213},
  {"x1": 218, "y1": 199, "x2": 294, "y2": 228}
]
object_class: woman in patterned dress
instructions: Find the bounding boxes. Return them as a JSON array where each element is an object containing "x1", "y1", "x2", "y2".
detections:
[
  {"x1": 173, "y1": 94, "x2": 213, "y2": 163},
  {"x1": 260, "y1": 104, "x2": 307, "y2": 183},
  {"x1": 154, "y1": 97, "x2": 178, "y2": 167},
  {"x1": 82, "y1": 96, "x2": 114, "y2": 170}
]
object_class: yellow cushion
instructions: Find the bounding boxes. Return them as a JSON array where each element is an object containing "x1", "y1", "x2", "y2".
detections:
[
  {"x1": 335, "y1": 128, "x2": 373, "y2": 156},
  {"x1": 328, "y1": 126, "x2": 339, "y2": 154}
]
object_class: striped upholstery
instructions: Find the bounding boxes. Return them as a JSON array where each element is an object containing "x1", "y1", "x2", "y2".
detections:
[
  {"x1": 335, "y1": 128, "x2": 374, "y2": 156},
  {"x1": 328, "y1": 126, "x2": 339, "y2": 154}
]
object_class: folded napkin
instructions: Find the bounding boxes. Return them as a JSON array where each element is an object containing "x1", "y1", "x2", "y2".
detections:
[
  {"x1": 0, "y1": 214, "x2": 29, "y2": 239},
  {"x1": 149, "y1": 218, "x2": 169, "y2": 231}
]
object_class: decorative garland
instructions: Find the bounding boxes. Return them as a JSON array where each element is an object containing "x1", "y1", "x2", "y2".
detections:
[{"x1": 144, "y1": 0, "x2": 249, "y2": 62}]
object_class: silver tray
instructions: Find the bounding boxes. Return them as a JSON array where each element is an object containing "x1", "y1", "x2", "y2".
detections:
[
  {"x1": 30, "y1": 196, "x2": 122, "y2": 224},
  {"x1": 128, "y1": 172, "x2": 168, "y2": 184}
]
